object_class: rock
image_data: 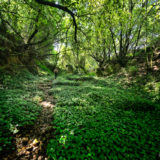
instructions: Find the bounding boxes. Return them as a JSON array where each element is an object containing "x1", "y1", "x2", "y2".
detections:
[{"x1": 38, "y1": 156, "x2": 43, "y2": 160}]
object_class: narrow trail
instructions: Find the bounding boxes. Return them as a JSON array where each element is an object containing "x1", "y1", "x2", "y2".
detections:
[{"x1": 3, "y1": 80, "x2": 55, "y2": 160}]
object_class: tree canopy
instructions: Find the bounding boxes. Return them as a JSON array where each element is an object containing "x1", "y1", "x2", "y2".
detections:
[{"x1": 0, "y1": 0, "x2": 160, "y2": 73}]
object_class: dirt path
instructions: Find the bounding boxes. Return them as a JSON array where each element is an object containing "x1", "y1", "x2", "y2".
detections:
[{"x1": 3, "y1": 80, "x2": 55, "y2": 160}]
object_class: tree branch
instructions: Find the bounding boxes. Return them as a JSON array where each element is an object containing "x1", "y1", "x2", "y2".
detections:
[
  {"x1": 35, "y1": 0, "x2": 78, "y2": 43},
  {"x1": 0, "y1": 15, "x2": 23, "y2": 40},
  {"x1": 27, "y1": 10, "x2": 41, "y2": 44}
]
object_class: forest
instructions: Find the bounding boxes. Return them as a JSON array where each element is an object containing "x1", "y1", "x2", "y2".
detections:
[{"x1": 0, "y1": 0, "x2": 160, "y2": 159}]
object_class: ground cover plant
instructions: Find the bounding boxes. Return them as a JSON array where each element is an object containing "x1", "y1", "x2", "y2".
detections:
[
  {"x1": 47, "y1": 75, "x2": 160, "y2": 160},
  {"x1": 0, "y1": 70, "x2": 42, "y2": 155}
]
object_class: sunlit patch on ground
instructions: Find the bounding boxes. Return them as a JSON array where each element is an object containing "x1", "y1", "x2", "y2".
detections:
[{"x1": 40, "y1": 101, "x2": 54, "y2": 108}]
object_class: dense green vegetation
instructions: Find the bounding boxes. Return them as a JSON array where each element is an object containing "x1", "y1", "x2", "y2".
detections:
[
  {"x1": 0, "y1": 70, "x2": 41, "y2": 154},
  {"x1": 0, "y1": 0, "x2": 160, "y2": 159},
  {"x1": 0, "y1": 71, "x2": 159, "y2": 159},
  {"x1": 47, "y1": 74, "x2": 160, "y2": 159}
]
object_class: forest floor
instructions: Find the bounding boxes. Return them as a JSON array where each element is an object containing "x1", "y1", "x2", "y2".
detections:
[
  {"x1": 0, "y1": 71, "x2": 160, "y2": 160},
  {"x1": 1, "y1": 73, "x2": 55, "y2": 160}
]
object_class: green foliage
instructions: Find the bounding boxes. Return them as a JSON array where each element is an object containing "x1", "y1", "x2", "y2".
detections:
[
  {"x1": 36, "y1": 61, "x2": 53, "y2": 75},
  {"x1": 105, "y1": 65, "x2": 114, "y2": 75},
  {"x1": 0, "y1": 70, "x2": 41, "y2": 155},
  {"x1": 128, "y1": 66, "x2": 139, "y2": 76},
  {"x1": 119, "y1": 95, "x2": 158, "y2": 112},
  {"x1": 144, "y1": 81, "x2": 160, "y2": 102},
  {"x1": 0, "y1": 116, "x2": 12, "y2": 154},
  {"x1": 87, "y1": 72, "x2": 97, "y2": 76},
  {"x1": 47, "y1": 75, "x2": 160, "y2": 159}
]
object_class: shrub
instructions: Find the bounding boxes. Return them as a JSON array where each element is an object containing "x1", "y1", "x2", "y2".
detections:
[
  {"x1": 105, "y1": 65, "x2": 114, "y2": 75},
  {"x1": 87, "y1": 72, "x2": 96, "y2": 76},
  {"x1": 128, "y1": 66, "x2": 139, "y2": 76},
  {"x1": 114, "y1": 63, "x2": 121, "y2": 72}
]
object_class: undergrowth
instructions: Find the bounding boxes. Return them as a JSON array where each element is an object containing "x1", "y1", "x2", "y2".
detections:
[
  {"x1": 0, "y1": 70, "x2": 42, "y2": 155},
  {"x1": 0, "y1": 70, "x2": 159, "y2": 159},
  {"x1": 47, "y1": 75, "x2": 160, "y2": 160}
]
